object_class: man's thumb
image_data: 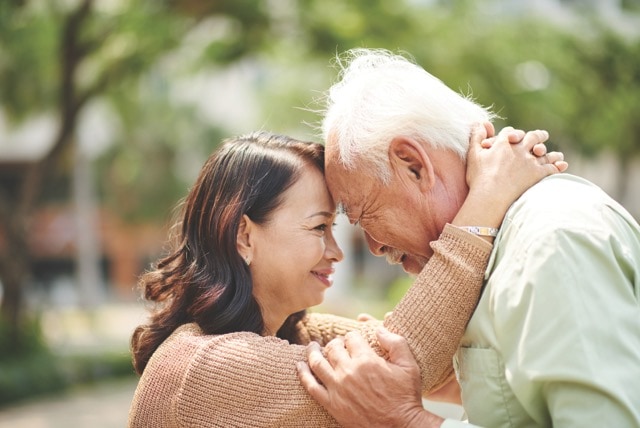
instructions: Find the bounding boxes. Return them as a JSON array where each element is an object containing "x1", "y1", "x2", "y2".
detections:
[{"x1": 376, "y1": 327, "x2": 415, "y2": 368}]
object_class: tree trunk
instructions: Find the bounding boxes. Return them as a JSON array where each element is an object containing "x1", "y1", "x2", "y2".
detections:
[
  {"x1": 0, "y1": 201, "x2": 31, "y2": 350},
  {"x1": 0, "y1": 0, "x2": 93, "y2": 354}
]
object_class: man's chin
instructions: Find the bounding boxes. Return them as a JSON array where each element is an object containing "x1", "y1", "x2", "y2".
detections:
[{"x1": 401, "y1": 256, "x2": 427, "y2": 276}]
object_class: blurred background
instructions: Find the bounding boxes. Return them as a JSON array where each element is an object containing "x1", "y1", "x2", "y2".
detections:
[{"x1": 1, "y1": 0, "x2": 639, "y2": 426}]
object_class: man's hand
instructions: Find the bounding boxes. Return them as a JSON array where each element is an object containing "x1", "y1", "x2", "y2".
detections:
[{"x1": 297, "y1": 327, "x2": 444, "y2": 428}]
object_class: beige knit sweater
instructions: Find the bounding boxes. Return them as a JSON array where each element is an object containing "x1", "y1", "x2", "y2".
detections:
[{"x1": 128, "y1": 224, "x2": 491, "y2": 427}]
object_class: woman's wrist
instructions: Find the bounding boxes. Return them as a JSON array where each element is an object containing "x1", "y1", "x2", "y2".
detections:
[
  {"x1": 453, "y1": 189, "x2": 508, "y2": 226},
  {"x1": 451, "y1": 188, "x2": 511, "y2": 243}
]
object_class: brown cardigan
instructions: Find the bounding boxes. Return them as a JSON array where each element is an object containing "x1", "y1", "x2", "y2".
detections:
[{"x1": 128, "y1": 224, "x2": 491, "y2": 427}]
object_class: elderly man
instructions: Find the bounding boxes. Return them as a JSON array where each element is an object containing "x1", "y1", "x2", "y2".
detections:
[{"x1": 298, "y1": 49, "x2": 640, "y2": 427}]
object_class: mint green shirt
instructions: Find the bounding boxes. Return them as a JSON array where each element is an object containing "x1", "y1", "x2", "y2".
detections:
[{"x1": 447, "y1": 174, "x2": 640, "y2": 427}]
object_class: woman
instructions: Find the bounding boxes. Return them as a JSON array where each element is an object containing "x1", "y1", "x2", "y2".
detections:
[{"x1": 128, "y1": 129, "x2": 564, "y2": 427}]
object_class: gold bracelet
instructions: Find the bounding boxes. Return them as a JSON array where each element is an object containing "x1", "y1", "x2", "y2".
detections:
[{"x1": 457, "y1": 226, "x2": 499, "y2": 237}]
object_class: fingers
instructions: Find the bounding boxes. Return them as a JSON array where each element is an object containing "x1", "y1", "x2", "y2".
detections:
[
  {"x1": 538, "y1": 153, "x2": 568, "y2": 175},
  {"x1": 500, "y1": 128, "x2": 568, "y2": 173},
  {"x1": 469, "y1": 123, "x2": 489, "y2": 147},
  {"x1": 375, "y1": 327, "x2": 416, "y2": 369},
  {"x1": 532, "y1": 143, "x2": 547, "y2": 157},
  {"x1": 343, "y1": 331, "x2": 373, "y2": 359},
  {"x1": 503, "y1": 128, "x2": 567, "y2": 172},
  {"x1": 481, "y1": 136, "x2": 496, "y2": 149},
  {"x1": 520, "y1": 129, "x2": 549, "y2": 152},
  {"x1": 497, "y1": 126, "x2": 525, "y2": 144},
  {"x1": 305, "y1": 341, "x2": 336, "y2": 387},
  {"x1": 357, "y1": 313, "x2": 377, "y2": 322},
  {"x1": 483, "y1": 121, "x2": 495, "y2": 138},
  {"x1": 545, "y1": 151, "x2": 564, "y2": 165},
  {"x1": 481, "y1": 126, "x2": 524, "y2": 148},
  {"x1": 485, "y1": 128, "x2": 560, "y2": 170},
  {"x1": 554, "y1": 160, "x2": 569, "y2": 172},
  {"x1": 297, "y1": 360, "x2": 330, "y2": 405},
  {"x1": 299, "y1": 342, "x2": 332, "y2": 405},
  {"x1": 325, "y1": 336, "x2": 350, "y2": 367},
  {"x1": 537, "y1": 151, "x2": 568, "y2": 173},
  {"x1": 545, "y1": 151, "x2": 568, "y2": 172}
]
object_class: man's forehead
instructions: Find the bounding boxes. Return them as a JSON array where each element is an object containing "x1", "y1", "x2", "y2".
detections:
[{"x1": 325, "y1": 157, "x2": 353, "y2": 193}]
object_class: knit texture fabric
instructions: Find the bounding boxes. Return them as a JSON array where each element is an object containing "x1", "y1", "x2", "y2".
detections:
[{"x1": 128, "y1": 224, "x2": 491, "y2": 427}]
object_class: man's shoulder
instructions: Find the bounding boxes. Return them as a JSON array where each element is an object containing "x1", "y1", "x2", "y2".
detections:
[
  {"x1": 521, "y1": 173, "x2": 603, "y2": 203},
  {"x1": 508, "y1": 174, "x2": 612, "y2": 225},
  {"x1": 499, "y1": 173, "x2": 639, "y2": 251}
]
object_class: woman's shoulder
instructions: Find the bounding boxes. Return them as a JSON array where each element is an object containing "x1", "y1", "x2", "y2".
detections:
[
  {"x1": 162, "y1": 323, "x2": 299, "y2": 356},
  {"x1": 146, "y1": 323, "x2": 301, "y2": 381}
]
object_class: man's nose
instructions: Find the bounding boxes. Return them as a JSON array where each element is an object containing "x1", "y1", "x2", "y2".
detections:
[{"x1": 364, "y1": 231, "x2": 385, "y2": 256}]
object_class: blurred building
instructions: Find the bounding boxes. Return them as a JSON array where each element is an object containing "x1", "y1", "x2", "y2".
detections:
[{"x1": 0, "y1": 115, "x2": 166, "y2": 310}]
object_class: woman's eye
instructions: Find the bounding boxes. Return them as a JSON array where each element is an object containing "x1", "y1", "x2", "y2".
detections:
[{"x1": 313, "y1": 222, "x2": 337, "y2": 233}]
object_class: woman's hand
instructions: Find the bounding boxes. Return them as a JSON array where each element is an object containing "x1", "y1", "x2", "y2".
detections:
[
  {"x1": 452, "y1": 123, "x2": 568, "y2": 239},
  {"x1": 467, "y1": 123, "x2": 567, "y2": 195},
  {"x1": 479, "y1": 124, "x2": 567, "y2": 170}
]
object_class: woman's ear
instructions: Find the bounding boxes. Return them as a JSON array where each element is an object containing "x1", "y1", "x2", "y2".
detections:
[
  {"x1": 236, "y1": 214, "x2": 254, "y2": 263},
  {"x1": 388, "y1": 137, "x2": 435, "y2": 192}
]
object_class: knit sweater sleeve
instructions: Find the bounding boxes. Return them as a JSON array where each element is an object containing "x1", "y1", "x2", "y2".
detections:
[
  {"x1": 297, "y1": 313, "x2": 381, "y2": 346},
  {"x1": 297, "y1": 224, "x2": 491, "y2": 394},
  {"x1": 173, "y1": 330, "x2": 341, "y2": 427},
  {"x1": 382, "y1": 224, "x2": 491, "y2": 393}
]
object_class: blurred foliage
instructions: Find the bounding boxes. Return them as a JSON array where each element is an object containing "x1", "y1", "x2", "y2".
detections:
[
  {"x1": 0, "y1": 315, "x2": 48, "y2": 358},
  {"x1": 0, "y1": 318, "x2": 64, "y2": 405},
  {"x1": 0, "y1": 352, "x2": 67, "y2": 406},
  {"x1": 387, "y1": 276, "x2": 413, "y2": 307},
  {"x1": 0, "y1": 317, "x2": 133, "y2": 407},
  {"x1": 2, "y1": 0, "x2": 639, "y2": 222},
  {"x1": 0, "y1": 352, "x2": 134, "y2": 407},
  {"x1": 0, "y1": 316, "x2": 62, "y2": 405}
]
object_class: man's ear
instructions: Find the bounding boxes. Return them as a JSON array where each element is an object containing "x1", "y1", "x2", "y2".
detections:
[
  {"x1": 236, "y1": 214, "x2": 254, "y2": 260},
  {"x1": 388, "y1": 137, "x2": 435, "y2": 192}
]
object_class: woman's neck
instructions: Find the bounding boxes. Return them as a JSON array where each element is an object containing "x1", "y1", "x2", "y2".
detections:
[{"x1": 261, "y1": 310, "x2": 286, "y2": 336}]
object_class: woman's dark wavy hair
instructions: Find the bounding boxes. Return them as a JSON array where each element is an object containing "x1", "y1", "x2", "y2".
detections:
[{"x1": 131, "y1": 131, "x2": 325, "y2": 374}]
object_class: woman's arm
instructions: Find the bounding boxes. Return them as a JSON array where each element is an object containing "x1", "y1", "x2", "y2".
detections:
[{"x1": 130, "y1": 326, "x2": 342, "y2": 427}]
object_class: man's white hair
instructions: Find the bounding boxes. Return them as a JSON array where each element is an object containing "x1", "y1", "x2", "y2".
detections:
[{"x1": 322, "y1": 48, "x2": 496, "y2": 183}]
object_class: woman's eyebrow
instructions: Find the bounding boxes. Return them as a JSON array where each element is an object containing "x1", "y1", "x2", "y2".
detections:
[{"x1": 305, "y1": 211, "x2": 334, "y2": 219}]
